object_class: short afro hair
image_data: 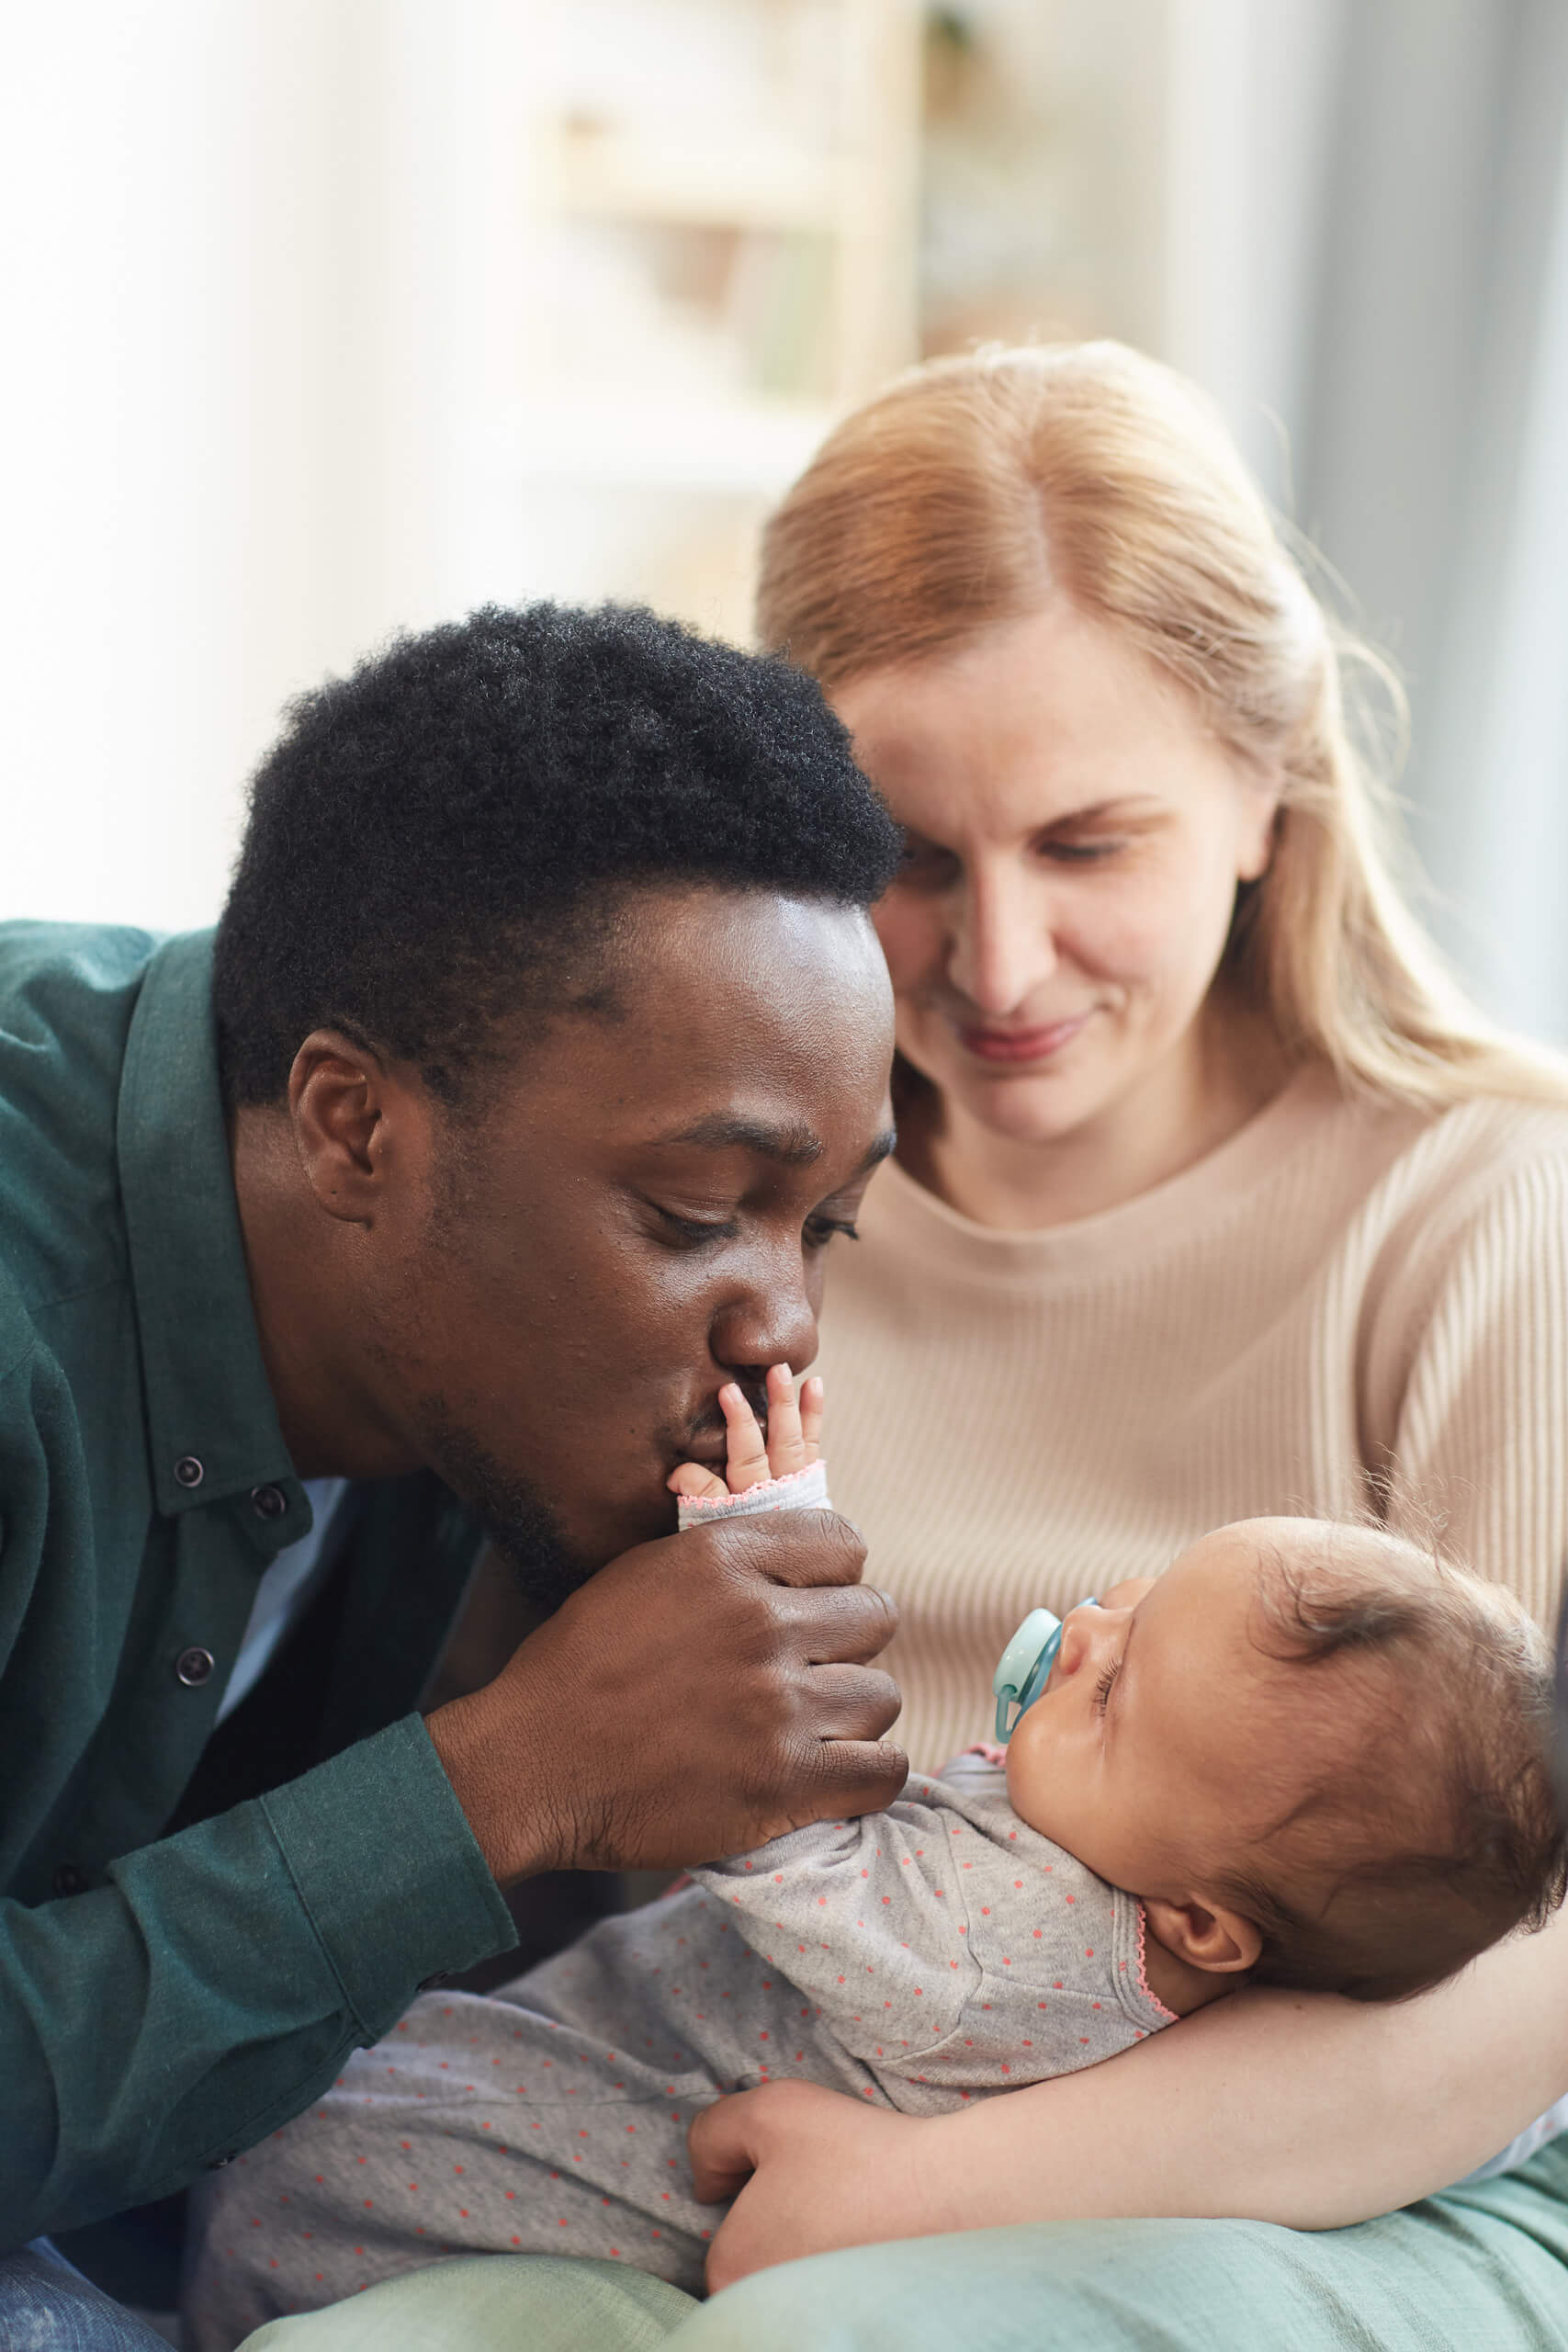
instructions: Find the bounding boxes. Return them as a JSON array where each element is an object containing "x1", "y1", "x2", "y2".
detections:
[{"x1": 213, "y1": 603, "x2": 902, "y2": 1106}]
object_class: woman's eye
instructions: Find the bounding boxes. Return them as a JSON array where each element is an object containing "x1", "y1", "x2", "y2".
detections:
[
  {"x1": 1041, "y1": 838, "x2": 1124, "y2": 865},
  {"x1": 897, "y1": 836, "x2": 960, "y2": 887},
  {"x1": 1092, "y1": 1657, "x2": 1122, "y2": 1716},
  {"x1": 804, "y1": 1216, "x2": 860, "y2": 1251}
]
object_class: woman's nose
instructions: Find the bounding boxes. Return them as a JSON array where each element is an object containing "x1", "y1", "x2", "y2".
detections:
[{"x1": 947, "y1": 865, "x2": 1058, "y2": 1014}]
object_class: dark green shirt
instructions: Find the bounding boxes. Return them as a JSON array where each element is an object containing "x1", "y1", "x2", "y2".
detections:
[{"x1": 0, "y1": 923, "x2": 514, "y2": 2247}]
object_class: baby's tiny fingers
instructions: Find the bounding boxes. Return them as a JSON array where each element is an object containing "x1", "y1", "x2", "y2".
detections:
[
  {"x1": 799, "y1": 1374, "x2": 825, "y2": 1465},
  {"x1": 763, "y1": 1363, "x2": 806, "y2": 1479},
  {"x1": 669, "y1": 1462, "x2": 729, "y2": 1501},
  {"x1": 720, "y1": 1382, "x2": 773, "y2": 1491}
]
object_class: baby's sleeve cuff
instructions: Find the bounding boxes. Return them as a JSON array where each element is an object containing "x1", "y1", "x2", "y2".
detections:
[{"x1": 676, "y1": 1457, "x2": 831, "y2": 1529}]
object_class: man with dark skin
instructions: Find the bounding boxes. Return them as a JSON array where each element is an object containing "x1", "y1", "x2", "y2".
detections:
[
  {"x1": 0, "y1": 605, "x2": 908, "y2": 2346},
  {"x1": 249, "y1": 885, "x2": 903, "y2": 1882}
]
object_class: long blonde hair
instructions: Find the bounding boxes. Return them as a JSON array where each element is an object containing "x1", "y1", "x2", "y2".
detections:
[{"x1": 757, "y1": 341, "x2": 1566, "y2": 1110}]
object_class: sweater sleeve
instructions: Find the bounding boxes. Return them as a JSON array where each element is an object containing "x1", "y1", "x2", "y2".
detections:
[{"x1": 1375, "y1": 1143, "x2": 1568, "y2": 1624}]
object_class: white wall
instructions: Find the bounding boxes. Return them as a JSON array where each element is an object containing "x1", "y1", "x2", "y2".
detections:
[
  {"x1": 1, "y1": 1, "x2": 537, "y2": 933},
  {"x1": 6, "y1": 0, "x2": 1565, "y2": 1048}
]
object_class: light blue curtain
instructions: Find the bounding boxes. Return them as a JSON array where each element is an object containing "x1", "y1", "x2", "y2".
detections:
[{"x1": 1294, "y1": 0, "x2": 1568, "y2": 1043}]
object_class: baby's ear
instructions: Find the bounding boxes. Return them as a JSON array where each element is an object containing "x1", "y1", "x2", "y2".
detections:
[{"x1": 1144, "y1": 1896, "x2": 1261, "y2": 1977}]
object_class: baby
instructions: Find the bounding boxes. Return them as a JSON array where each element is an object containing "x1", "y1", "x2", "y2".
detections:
[{"x1": 186, "y1": 1374, "x2": 1566, "y2": 2346}]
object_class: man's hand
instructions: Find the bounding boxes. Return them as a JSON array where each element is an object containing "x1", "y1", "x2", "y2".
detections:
[
  {"x1": 689, "y1": 2082, "x2": 937, "y2": 2291},
  {"x1": 427, "y1": 1510, "x2": 905, "y2": 1882}
]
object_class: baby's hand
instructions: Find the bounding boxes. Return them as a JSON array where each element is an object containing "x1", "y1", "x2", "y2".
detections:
[{"x1": 667, "y1": 1364, "x2": 824, "y2": 1503}]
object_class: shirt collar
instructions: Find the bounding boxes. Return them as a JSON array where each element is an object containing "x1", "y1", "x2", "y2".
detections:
[{"x1": 118, "y1": 930, "x2": 310, "y2": 1542}]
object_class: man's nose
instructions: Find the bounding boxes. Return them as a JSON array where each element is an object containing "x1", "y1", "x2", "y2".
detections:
[
  {"x1": 710, "y1": 1254, "x2": 819, "y2": 1387},
  {"x1": 946, "y1": 861, "x2": 1058, "y2": 1014}
]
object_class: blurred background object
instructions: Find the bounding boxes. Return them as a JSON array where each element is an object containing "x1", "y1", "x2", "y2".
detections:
[{"x1": 3, "y1": 0, "x2": 1566, "y2": 1048}]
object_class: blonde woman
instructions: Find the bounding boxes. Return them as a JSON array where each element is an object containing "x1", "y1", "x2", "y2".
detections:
[{"x1": 667, "y1": 346, "x2": 1568, "y2": 2350}]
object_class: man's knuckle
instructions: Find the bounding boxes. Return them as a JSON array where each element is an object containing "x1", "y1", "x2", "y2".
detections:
[
  {"x1": 823, "y1": 1510, "x2": 867, "y2": 1572},
  {"x1": 865, "y1": 1582, "x2": 897, "y2": 1634},
  {"x1": 846, "y1": 1589, "x2": 893, "y2": 1646}
]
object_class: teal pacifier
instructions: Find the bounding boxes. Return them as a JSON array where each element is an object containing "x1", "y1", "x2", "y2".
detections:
[{"x1": 991, "y1": 1599, "x2": 1099, "y2": 1742}]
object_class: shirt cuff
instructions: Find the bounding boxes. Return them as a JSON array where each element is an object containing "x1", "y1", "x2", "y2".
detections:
[{"x1": 259, "y1": 1714, "x2": 516, "y2": 2035}]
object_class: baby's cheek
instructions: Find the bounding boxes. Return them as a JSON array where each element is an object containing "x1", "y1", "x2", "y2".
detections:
[
  {"x1": 1005, "y1": 1705, "x2": 1093, "y2": 1849},
  {"x1": 1004, "y1": 1740, "x2": 1051, "y2": 1834}
]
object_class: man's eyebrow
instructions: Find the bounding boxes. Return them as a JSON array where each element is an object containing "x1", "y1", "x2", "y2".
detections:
[
  {"x1": 652, "y1": 1115, "x2": 826, "y2": 1167},
  {"x1": 649, "y1": 1119, "x2": 898, "y2": 1177}
]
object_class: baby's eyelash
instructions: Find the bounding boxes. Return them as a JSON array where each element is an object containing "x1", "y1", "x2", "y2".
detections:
[{"x1": 1093, "y1": 1657, "x2": 1122, "y2": 1716}]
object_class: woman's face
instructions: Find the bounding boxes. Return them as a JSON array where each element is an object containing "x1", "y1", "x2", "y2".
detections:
[{"x1": 831, "y1": 600, "x2": 1280, "y2": 1158}]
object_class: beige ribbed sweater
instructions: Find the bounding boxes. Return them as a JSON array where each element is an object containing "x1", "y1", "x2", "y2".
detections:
[{"x1": 817, "y1": 1066, "x2": 1568, "y2": 1771}]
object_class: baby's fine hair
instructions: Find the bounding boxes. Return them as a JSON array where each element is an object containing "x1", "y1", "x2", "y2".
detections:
[{"x1": 1219, "y1": 1526, "x2": 1566, "y2": 2002}]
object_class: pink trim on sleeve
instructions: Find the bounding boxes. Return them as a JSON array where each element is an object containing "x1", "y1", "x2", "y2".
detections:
[
  {"x1": 675, "y1": 1459, "x2": 829, "y2": 1524},
  {"x1": 1136, "y1": 1904, "x2": 1181, "y2": 2024}
]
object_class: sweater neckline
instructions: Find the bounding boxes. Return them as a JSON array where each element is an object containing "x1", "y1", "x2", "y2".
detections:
[{"x1": 869, "y1": 1060, "x2": 1360, "y2": 1282}]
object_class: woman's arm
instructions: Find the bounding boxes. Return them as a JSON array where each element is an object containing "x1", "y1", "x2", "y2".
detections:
[{"x1": 690, "y1": 1901, "x2": 1568, "y2": 2289}]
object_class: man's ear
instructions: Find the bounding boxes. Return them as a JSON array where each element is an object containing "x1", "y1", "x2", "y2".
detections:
[
  {"x1": 1144, "y1": 1894, "x2": 1262, "y2": 1977},
  {"x1": 288, "y1": 1029, "x2": 423, "y2": 1227}
]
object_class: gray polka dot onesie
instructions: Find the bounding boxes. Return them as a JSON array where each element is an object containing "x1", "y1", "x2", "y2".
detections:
[{"x1": 185, "y1": 1753, "x2": 1175, "y2": 2346}]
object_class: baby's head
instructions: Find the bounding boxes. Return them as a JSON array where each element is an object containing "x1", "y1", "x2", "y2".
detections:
[{"x1": 1006, "y1": 1518, "x2": 1567, "y2": 2002}]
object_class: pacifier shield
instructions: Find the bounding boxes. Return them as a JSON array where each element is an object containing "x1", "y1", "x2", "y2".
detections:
[{"x1": 992, "y1": 1606, "x2": 1064, "y2": 1743}]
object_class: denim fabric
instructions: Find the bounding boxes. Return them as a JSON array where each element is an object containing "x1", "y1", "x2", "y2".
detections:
[{"x1": 0, "y1": 2241, "x2": 177, "y2": 2351}]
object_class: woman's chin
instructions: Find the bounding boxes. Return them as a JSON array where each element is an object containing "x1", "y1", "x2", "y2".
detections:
[{"x1": 951, "y1": 1067, "x2": 1110, "y2": 1152}]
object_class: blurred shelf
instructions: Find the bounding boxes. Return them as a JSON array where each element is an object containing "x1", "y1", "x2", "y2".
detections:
[
  {"x1": 498, "y1": 396, "x2": 838, "y2": 496},
  {"x1": 550, "y1": 125, "x2": 847, "y2": 233}
]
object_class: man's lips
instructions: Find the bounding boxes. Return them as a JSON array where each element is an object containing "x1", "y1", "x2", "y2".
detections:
[
  {"x1": 957, "y1": 1012, "x2": 1092, "y2": 1064},
  {"x1": 678, "y1": 1432, "x2": 732, "y2": 1471},
  {"x1": 676, "y1": 1409, "x2": 769, "y2": 1473}
]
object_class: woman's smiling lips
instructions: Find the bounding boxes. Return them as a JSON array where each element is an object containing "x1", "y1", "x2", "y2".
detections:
[{"x1": 956, "y1": 1012, "x2": 1092, "y2": 1065}]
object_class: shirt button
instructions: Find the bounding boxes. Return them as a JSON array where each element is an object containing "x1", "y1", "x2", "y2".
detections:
[
  {"x1": 175, "y1": 1646, "x2": 216, "y2": 1687},
  {"x1": 250, "y1": 1484, "x2": 288, "y2": 1521},
  {"x1": 53, "y1": 1863, "x2": 88, "y2": 1896},
  {"x1": 174, "y1": 1455, "x2": 205, "y2": 1488}
]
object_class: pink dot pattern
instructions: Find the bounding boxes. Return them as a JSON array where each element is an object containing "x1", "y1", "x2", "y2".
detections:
[{"x1": 186, "y1": 1752, "x2": 1173, "y2": 2348}]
